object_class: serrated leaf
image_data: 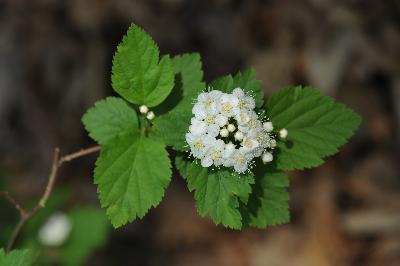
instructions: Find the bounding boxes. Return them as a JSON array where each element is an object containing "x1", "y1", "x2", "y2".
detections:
[
  {"x1": 111, "y1": 24, "x2": 174, "y2": 107},
  {"x1": 63, "y1": 207, "x2": 109, "y2": 266},
  {"x1": 0, "y1": 249, "x2": 33, "y2": 266},
  {"x1": 175, "y1": 156, "x2": 254, "y2": 229},
  {"x1": 94, "y1": 133, "x2": 172, "y2": 228},
  {"x1": 210, "y1": 68, "x2": 263, "y2": 107},
  {"x1": 82, "y1": 97, "x2": 138, "y2": 145},
  {"x1": 242, "y1": 168, "x2": 290, "y2": 228},
  {"x1": 267, "y1": 86, "x2": 361, "y2": 170},
  {"x1": 152, "y1": 53, "x2": 205, "y2": 151}
]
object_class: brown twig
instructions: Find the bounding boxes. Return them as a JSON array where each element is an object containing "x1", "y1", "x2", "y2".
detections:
[
  {"x1": 0, "y1": 191, "x2": 27, "y2": 216},
  {"x1": 1, "y1": 145, "x2": 100, "y2": 253}
]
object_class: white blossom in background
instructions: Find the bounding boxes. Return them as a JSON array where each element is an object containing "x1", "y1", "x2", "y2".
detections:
[
  {"x1": 38, "y1": 212, "x2": 72, "y2": 246},
  {"x1": 185, "y1": 88, "x2": 276, "y2": 173}
]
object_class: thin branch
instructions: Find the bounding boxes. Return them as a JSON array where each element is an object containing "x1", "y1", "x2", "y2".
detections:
[
  {"x1": 0, "y1": 191, "x2": 27, "y2": 216},
  {"x1": 58, "y1": 145, "x2": 100, "y2": 165},
  {"x1": 2, "y1": 145, "x2": 100, "y2": 253}
]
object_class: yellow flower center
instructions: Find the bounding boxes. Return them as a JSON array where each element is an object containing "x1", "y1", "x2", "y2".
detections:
[
  {"x1": 244, "y1": 139, "x2": 253, "y2": 148},
  {"x1": 194, "y1": 140, "x2": 204, "y2": 149},
  {"x1": 239, "y1": 99, "x2": 246, "y2": 109},
  {"x1": 249, "y1": 119, "x2": 257, "y2": 128},
  {"x1": 205, "y1": 115, "x2": 215, "y2": 124},
  {"x1": 235, "y1": 154, "x2": 245, "y2": 164},
  {"x1": 204, "y1": 99, "x2": 213, "y2": 108},
  {"x1": 221, "y1": 103, "x2": 232, "y2": 113},
  {"x1": 211, "y1": 151, "x2": 222, "y2": 160}
]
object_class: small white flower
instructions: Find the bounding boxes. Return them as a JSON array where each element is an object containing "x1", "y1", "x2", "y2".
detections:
[
  {"x1": 279, "y1": 128, "x2": 288, "y2": 139},
  {"x1": 263, "y1": 121, "x2": 274, "y2": 132},
  {"x1": 262, "y1": 152, "x2": 273, "y2": 163},
  {"x1": 218, "y1": 94, "x2": 239, "y2": 117},
  {"x1": 185, "y1": 133, "x2": 211, "y2": 158},
  {"x1": 189, "y1": 118, "x2": 207, "y2": 135},
  {"x1": 220, "y1": 128, "x2": 229, "y2": 137},
  {"x1": 227, "y1": 124, "x2": 236, "y2": 132},
  {"x1": 223, "y1": 142, "x2": 236, "y2": 159},
  {"x1": 139, "y1": 105, "x2": 149, "y2": 114},
  {"x1": 235, "y1": 111, "x2": 250, "y2": 125},
  {"x1": 241, "y1": 137, "x2": 259, "y2": 153},
  {"x1": 202, "y1": 139, "x2": 225, "y2": 167},
  {"x1": 192, "y1": 90, "x2": 221, "y2": 119},
  {"x1": 234, "y1": 131, "x2": 244, "y2": 141},
  {"x1": 238, "y1": 111, "x2": 261, "y2": 133},
  {"x1": 232, "y1": 149, "x2": 251, "y2": 173},
  {"x1": 233, "y1": 88, "x2": 256, "y2": 110},
  {"x1": 38, "y1": 212, "x2": 72, "y2": 247},
  {"x1": 146, "y1": 111, "x2": 155, "y2": 120}
]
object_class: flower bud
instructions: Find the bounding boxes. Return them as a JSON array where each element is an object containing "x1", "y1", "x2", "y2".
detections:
[
  {"x1": 234, "y1": 131, "x2": 244, "y2": 141},
  {"x1": 220, "y1": 128, "x2": 229, "y2": 137},
  {"x1": 262, "y1": 152, "x2": 273, "y2": 163},
  {"x1": 263, "y1": 121, "x2": 274, "y2": 132},
  {"x1": 227, "y1": 124, "x2": 236, "y2": 132},
  {"x1": 139, "y1": 105, "x2": 149, "y2": 114},
  {"x1": 146, "y1": 111, "x2": 155, "y2": 120},
  {"x1": 279, "y1": 128, "x2": 288, "y2": 139}
]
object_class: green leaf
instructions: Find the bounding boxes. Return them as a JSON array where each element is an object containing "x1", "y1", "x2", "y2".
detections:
[
  {"x1": 210, "y1": 68, "x2": 263, "y2": 107},
  {"x1": 267, "y1": 86, "x2": 361, "y2": 170},
  {"x1": 152, "y1": 53, "x2": 205, "y2": 151},
  {"x1": 175, "y1": 156, "x2": 254, "y2": 229},
  {"x1": 242, "y1": 168, "x2": 290, "y2": 228},
  {"x1": 111, "y1": 24, "x2": 174, "y2": 107},
  {"x1": 82, "y1": 97, "x2": 138, "y2": 145},
  {"x1": 94, "y1": 133, "x2": 172, "y2": 228},
  {"x1": 63, "y1": 207, "x2": 109, "y2": 266},
  {"x1": 0, "y1": 249, "x2": 33, "y2": 266}
]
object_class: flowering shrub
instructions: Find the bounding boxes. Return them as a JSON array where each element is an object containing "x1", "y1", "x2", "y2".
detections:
[
  {"x1": 76, "y1": 25, "x2": 361, "y2": 229},
  {"x1": 1, "y1": 23, "x2": 362, "y2": 265},
  {"x1": 79, "y1": 24, "x2": 361, "y2": 229}
]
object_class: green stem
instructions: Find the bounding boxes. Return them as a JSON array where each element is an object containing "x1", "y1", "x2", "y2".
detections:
[{"x1": 139, "y1": 115, "x2": 149, "y2": 136}]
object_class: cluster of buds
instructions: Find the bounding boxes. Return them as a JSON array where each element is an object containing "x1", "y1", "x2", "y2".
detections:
[{"x1": 139, "y1": 105, "x2": 155, "y2": 120}]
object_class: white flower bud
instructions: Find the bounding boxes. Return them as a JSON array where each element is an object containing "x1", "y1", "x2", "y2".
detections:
[
  {"x1": 146, "y1": 111, "x2": 155, "y2": 120},
  {"x1": 139, "y1": 105, "x2": 149, "y2": 114},
  {"x1": 262, "y1": 152, "x2": 273, "y2": 163},
  {"x1": 227, "y1": 124, "x2": 236, "y2": 132},
  {"x1": 38, "y1": 212, "x2": 72, "y2": 246},
  {"x1": 279, "y1": 128, "x2": 288, "y2": 139},
  {"x1": 220, "y1": 128, "x2": 229, "y2": 137},
  {"x1": 263, "y1": 121, "x2": 274, "y2": 132},
  {"x1": 234, "y1": 131, "x2": 244, "y2": 141}
]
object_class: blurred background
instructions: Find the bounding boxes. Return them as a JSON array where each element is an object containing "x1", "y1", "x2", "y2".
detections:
[{"x1": 0, "y1": 0, "x2": 399, "y2": 265}]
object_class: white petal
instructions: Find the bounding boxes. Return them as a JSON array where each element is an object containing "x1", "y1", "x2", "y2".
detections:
[
  {"x1": 233, "y1": 87, "x2": 245, "y2": 97},
  {"x1": 185, "y1": 133, "x2": 196, "y2": 145},
  {"x1": 215, "y1": 114, "x2": 228, "y2": 127},
  {"x1": 201, "y1": 157, "x2": 213, "y2": 167}
]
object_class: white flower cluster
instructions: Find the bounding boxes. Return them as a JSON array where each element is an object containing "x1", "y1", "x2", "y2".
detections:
[{"x1": 185, "y1": 88, "x2": 276, "y2": 173}]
